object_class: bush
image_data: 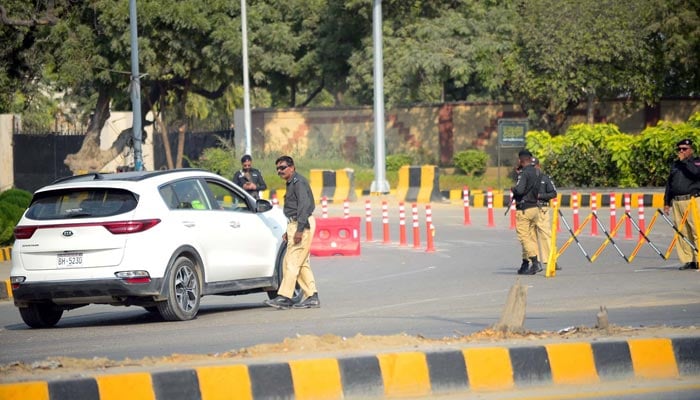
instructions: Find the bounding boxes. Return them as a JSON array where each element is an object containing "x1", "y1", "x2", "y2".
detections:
[
  {"x1": 453, "y1": 150, "x2": 488, "y2": 176},
  {"x1": 526, "y1": 112, "x2": 700, "y2": 188},
  {"x1": 0, "y1": 188, "x2": 32, "y2": 246},
  {"x1": 386, "y1": 154, "x2": 413, "y2": 171}
]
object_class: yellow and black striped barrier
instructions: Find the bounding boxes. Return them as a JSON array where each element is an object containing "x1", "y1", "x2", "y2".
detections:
[
  {"x1": 396, "y1": 165, "x2": 442, "y2": 203},
  {"x1": 1, "y1": 336, "x2": 698, "y2": 399},
  {"x1": 0, "y1": 246, "x2": 11, "y2": 262},
  {"x1": 309, "y1": 168, "x2": 357, "y2": 203}
]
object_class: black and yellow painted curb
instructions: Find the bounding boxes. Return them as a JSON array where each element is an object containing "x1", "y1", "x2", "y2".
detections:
[{"x1": 1, "y1": 336, "x2": 698, "y2": 399}]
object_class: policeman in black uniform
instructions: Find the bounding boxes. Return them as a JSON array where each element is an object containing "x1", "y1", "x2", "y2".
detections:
[
  {"x1": 512, "y1": 150, "x2": 543, "y2": 275},
  {"x1": 233, "y1": 154, "x2": 267, "y2": 199},
  {"x1": 664, "y1": 138, "x2": 700, "y2": 270},
  {"x1": 264, "y1": 155, "x2": 320, "y2": 309}
]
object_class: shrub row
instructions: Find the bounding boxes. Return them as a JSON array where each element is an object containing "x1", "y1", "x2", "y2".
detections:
[{"x1": 0, "y1": 189, "x2": 32, "y2": 246}]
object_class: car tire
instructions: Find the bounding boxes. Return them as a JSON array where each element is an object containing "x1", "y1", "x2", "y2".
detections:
[
  {"x1": 19, "y1": 303, "x2": 63, "y2": 328},
  {"x1": 157, "y1": 256, "x2": 201, "y2": 321},
  {"x1": 266, "y1": 243, "x2": 302, "y2": 301}
]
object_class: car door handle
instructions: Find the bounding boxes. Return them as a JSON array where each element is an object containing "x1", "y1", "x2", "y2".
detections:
[
  {"x1": 182, "y1": 221, "x2": 196, "y2": 227},
  {"x1": 229, "y1": 221, "x2": 241, "y2": 228}
]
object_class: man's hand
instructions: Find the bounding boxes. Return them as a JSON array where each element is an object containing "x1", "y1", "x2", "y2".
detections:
[
  {"x1": 282, "y1": 232, "x2": 288, "y2": 242},
  {"x1": 293, "y1": 231, "x2": 303, "y2": 245},
  {"x1": 664, "y1": 205, "x2": 670, "y2": 215}
]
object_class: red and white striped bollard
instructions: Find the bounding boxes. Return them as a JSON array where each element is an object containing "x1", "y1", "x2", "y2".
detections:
[
  {"x1": 399, "y1": 202, "x2": 407, "y2": 246},
  {"x1": 364, "y1": 199, "x2": 373, "y2": 242},
  {"x1": 412, "y1": 203, "x2": 420, "y2": 248},
  {"x1": 463, "y1": 186, "x2": 471, "y2": 225}
]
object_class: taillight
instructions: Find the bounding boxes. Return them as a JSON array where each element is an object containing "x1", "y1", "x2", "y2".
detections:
[
  {"x1": 14, "y1": 226, "x2": 38, "y2": 240},
  {"x1": 103, "y1": 219, "x2": 161, "y2": 234}
]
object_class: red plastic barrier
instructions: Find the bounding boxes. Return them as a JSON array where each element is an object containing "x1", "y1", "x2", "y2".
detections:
[{"x1": 311, "y1": 216, "x2": 361, "y2": 257}]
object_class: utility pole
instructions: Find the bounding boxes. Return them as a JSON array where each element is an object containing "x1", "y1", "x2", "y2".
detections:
[
  {"x1": 370, "y1": 0, "x2": 389, "y2": 194},
  {"x1": 241, "y1": 0, "x2": 252, "y2": 156},
  {"x1": 129, "y1": 0, "x2": 143, "y2": 171}
]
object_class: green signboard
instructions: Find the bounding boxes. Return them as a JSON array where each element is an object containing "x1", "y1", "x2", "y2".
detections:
[{"x1": 498, "y1": 119, "x2": 528, "y2": 147}]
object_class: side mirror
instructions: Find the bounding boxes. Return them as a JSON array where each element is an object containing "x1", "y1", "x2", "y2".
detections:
[{"x1": 256, "y1": 199, "x2": 273, "y2": 212}]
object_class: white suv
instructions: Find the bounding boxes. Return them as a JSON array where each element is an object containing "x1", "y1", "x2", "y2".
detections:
[{"x1": 10, "y1": 169, "x2": 287, "y2": 328}]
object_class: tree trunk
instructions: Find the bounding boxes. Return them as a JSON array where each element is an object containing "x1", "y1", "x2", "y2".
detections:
[
  {"x1": 156, "y1": 99, "x2": 174, "y2": 169},
  {"x1": 64, "y1": 90, "x2": 131, "y2": 174},
  {"x1": 176, "y1": 122, "x2": 187, "y2": 169}
]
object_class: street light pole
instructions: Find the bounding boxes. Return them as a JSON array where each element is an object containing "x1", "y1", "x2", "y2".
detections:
[
  {"x1": 241, "y1": 0, "x2": 252, "y2": 156},
  {"x1": 370, "y1": 0, "x2": 389, "y2": 194},
  {"x1": 129, "y1": 0, "x2": 143, "y2": 171}
]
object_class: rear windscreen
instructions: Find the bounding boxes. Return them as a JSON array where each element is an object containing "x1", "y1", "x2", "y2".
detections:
[{"x1": 25, "y1": 188, "x2": 138, "y2": 220}]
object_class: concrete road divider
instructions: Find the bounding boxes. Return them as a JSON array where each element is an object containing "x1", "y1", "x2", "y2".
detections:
[
  {"x1": 310, "y1": 169, "x2": 357, "y2": 203},
  {"x1": 1, "y1": 336, "x2": 698, "y2": 399},
  {"x1": 396, "y1": 165, "x2": 442, "y2": 203}
]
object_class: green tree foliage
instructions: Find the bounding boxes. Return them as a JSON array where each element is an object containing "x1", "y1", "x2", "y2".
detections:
[{"x1": 1, "y1": 0, "x2": 698, "y2": 161}]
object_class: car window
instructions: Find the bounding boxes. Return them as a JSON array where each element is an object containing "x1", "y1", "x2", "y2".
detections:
[
  {"x1": 206, "y1": 180, "x2": 250, "y2": 212},
  {"x1": 25, "y1": 189, "x2": 137, "y2": 220},
  {"x1": 161, "y1": 179, "x2": 211, "y2": 210}
]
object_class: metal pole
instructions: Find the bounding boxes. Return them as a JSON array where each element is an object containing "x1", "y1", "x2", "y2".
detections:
[
  {"x1": 129, "y1": 0, "x2": 143, "y2": 171},
  {"x1": 370, "y1": 0, "x2": 389, "y2": 194},
  {"x1": 241, "y1": 0, "x2": 252, "y2": 156}
]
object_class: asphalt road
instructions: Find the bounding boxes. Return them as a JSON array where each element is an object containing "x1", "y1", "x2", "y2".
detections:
[{"x1": 1, "y1": 204, "x2": 699, "y2": 365}]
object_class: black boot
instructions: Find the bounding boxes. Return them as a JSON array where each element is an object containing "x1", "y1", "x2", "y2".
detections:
[
  {"x1": 526, "y1": 256, "x2": 543, "y2": 275},
  {"x1": 517, "y1": 259, "x2": 529, "y2": 275}
]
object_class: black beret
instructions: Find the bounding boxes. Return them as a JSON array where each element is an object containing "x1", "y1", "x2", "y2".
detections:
[
  {"x1": 676, "y1": 139, "x2": 693, "y2": 147},
  {"x1": 518, "y1": 149, "x2": 533, "y2": 158},
  {"x1": 241, "y1": 154, "x2": 252, "y2": 163}
]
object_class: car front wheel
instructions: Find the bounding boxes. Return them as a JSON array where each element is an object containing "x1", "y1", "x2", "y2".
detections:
[
  {"x1": 157, "y1": 256, "x2": 201, "y2": 321},
  {"x1": 19, "y1": 303, "x2": 63, "y2": 328}
]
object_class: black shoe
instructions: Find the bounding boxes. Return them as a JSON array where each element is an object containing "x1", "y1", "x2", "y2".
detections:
[
  {"x1": 264, "y1": 296, "x2": 294, "y2": 309},
  {"x1": 679, "y1": 262, "x2": 698, "y2": 270},
  {"x1": 517, "y1": 259, "x2": 529, "y2": 275},
  {"x1": 526, "y1": 257, "x2": 543, "y2": 275},
  {"x1": 293, "y1": 293, "x2": 320, "y2": 309},
  {"x1": 555, "y1": 263, "x2": 562, "y2": 271}
]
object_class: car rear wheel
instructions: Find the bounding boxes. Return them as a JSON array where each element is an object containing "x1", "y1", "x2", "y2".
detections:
[
  {"x1": 157, "y1": 256, "x2": 201, "y2": 321},
  {"x1": 267, "y1": 243, "x2": 302, "y2": 302},
  {"x1": 19, "y1": 303, "x2": 63, "y2": 328}
]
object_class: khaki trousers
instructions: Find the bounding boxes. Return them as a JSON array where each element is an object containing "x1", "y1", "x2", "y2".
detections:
[
  {"x1": 672, "y1": 198, "x2": 700, "y2": 264},
  {"x1": 278, "y1": 216, "x2": 317, "y2": 299},
  {"x1": 536, "y1": 206, "x2": 552, "y2": 262},
  {"x1": 516, "y1": 207, "x2": 540, "y2": 260}
]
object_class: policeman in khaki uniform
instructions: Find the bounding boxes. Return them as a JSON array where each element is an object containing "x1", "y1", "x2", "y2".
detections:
[
  {"x1": 664, "y1": 138, "x2": 700, "y2": 270},
  {"x1": 512, "y1": 150, "x2": 543, "y2": 275},
  {"x1": 264, "y1": 155, "x2": 320, "y2": 309}
]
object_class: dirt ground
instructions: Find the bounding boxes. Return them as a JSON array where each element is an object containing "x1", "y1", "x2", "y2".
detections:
[{"x1": 2, "y1": 324, "x2": 698, "y2": 383}]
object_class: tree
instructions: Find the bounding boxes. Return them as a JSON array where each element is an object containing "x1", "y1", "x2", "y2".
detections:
[{"x1": 503, "y1": 0, "x2": 657, "y2": 134}]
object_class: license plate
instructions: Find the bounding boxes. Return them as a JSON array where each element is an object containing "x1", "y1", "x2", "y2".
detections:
[{"x1": 57, "y1": 252, "x2": 83, "y2": 268}]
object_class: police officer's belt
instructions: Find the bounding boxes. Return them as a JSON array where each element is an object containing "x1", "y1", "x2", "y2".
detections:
[{"x1": 674, "y1": 194, "x2": 699, "y2": 201}]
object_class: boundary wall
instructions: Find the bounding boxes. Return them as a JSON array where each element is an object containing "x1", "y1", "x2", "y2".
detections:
[{"x1": 1, "y1": 336, "x2": 698, "y2": 399}]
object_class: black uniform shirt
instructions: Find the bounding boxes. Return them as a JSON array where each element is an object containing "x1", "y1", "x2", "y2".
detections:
[
  {"x1": 664, "y1": 156, "x2": 700, "y2": 206},
  {"x1": 284, "y1": 172, "x2": 315, "y2": 233},
  {"x1": 512, "y1": 164, "x2": 540, "y2": 210},
  {"x1": 233, "y1": 167, "x2": 267, "y2": 199}
]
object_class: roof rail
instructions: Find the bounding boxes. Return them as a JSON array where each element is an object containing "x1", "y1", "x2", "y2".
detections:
[{"x1": 52, "y1": 172, "x2": 106, "y2": 184}]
